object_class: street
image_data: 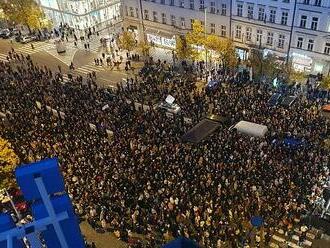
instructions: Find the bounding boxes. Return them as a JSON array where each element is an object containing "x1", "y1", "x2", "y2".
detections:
[{"x1": 0, "y1": 35, "x2": 140, "y2": 88}]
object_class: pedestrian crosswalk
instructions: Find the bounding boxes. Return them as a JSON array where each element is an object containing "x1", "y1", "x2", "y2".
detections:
[
  {"x1": 269, "y1": 226, "x2": 319, "y2": 248},
  {"x1": 15, "y1": 42, "x2": 54, "y2": 55},
  {"x1": 0, "y1": 53, "x2": 8, "y2": 62},
  {"x1": 75, "y1": 62, "x2": 108, "y2": 75}
]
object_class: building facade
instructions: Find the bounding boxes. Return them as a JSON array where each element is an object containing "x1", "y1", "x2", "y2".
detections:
[
  {"x1": 121, "y1": 0, "x2": 330, "y2": 74},
  {"x1": 38, "y1": 0, "x2": 122, "y2": 31}
]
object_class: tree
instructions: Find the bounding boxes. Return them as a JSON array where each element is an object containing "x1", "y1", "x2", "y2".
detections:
[
  {"x1": 249, "y1": 50, "x2": 279, "y2": 82},
  {"x1": 320, "y1": 76, "x2": 330, "y2": 89},
  {"x1": 186, "y1": 20, "x2": 205, "y2": 48},
  {"x1": 0, "y1": 138, "x2": 19, "y2": 189},
  {"x1": 280, "y1": 60, "x2": 306, "y2": 84},
  {"x1": 174, "y1": 35, "x2": 198, "y2": 61},
  {"x1": 118, "y1": 31, "x2": 137, "y2": 52},
  {"x1": 137, "y1": 40, "x2": 152, "y2": 57},
  {"x1": 221, "y1": 39, "x2": 238, "y2": 72},
  {"x1": 1, "y1": 0, "x2": 50, "y2": 30}
]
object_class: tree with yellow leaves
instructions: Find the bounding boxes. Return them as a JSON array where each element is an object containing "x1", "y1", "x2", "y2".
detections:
[
  {"x1": 137, "y1": 40, "x2": 153, "y2": 57},
  {"x1": 0, "y1": 138, "x2": 19, "y2": 189},
  {"x1": 1, "y1": 0, "x2": 51, "y2": 31},
  {"x1": 118, "y1": 31, "x2": 137, "y2": 52},
  {"x1": 174, "y1": 35, "x2": 198, "y2": 61},
  {"x1": 186, "y1": 20, "x2": 205, "y2": 48}
]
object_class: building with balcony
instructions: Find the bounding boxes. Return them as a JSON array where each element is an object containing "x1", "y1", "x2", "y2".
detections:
[{"x1": 38, "y1": 0, "x2": 122, "y2": 31}]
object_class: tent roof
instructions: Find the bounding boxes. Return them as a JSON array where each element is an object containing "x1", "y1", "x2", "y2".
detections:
[
  {"x1": 234, "y1": 121, "x2": 268, "y2": 138},
  {"x1": 163, "y1": 237, "x2": 199, "y2": 248},
  {"x1": 182, "y1": 119, "x2": 221, "y2": 143}
]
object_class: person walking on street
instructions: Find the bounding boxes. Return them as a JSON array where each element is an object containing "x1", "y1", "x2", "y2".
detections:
[
  {"x1": 31, "y1": 43, "x2": 34, "y2": 50},
  {"x1": 87, "y1": 43, "x2": 90, "y2": 50}
]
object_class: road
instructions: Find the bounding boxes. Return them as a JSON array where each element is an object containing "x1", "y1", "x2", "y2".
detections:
[{"x1": 0, "y1": 37, "x2": 141, "y2": 89}]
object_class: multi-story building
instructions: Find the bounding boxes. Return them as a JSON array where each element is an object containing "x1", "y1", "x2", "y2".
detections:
[
  {"x1": 291, "y1": 0, "x2": 330, "y2": 73},
  {"x1": 38, "y1": 0, "x2": 122, "y2": 32},
  {"x1": 121, "y1": 0, "x2": 330, "y2": 74},
  {"x1": 38, "y1": 0, "x2": 330, "y2": 74}
]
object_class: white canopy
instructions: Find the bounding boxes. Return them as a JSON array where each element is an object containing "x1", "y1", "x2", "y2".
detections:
[{"x1": 233, "y1": 121, "x2": 268, "y2": 138}]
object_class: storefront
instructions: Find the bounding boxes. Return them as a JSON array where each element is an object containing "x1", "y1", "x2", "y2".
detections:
[{"x1": 38, "y1": 0, "x2": 122, "y2": 31}]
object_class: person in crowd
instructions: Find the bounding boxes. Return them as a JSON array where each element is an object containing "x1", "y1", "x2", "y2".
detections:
[{"x1": 0, "y1": 54, "x2": 328, "y2": 248}]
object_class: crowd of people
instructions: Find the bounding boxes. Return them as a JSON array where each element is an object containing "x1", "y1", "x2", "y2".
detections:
[{"x1": 0, "y1": 53, "x2": 329, "y2": 248}]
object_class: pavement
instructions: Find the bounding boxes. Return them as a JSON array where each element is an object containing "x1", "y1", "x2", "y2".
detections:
[{"x1": 0, "y1": 35, "x2": 142, "y2": 89}]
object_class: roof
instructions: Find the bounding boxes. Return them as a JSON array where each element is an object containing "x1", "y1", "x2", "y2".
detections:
[{"x1": 233, "y1": 121, "x2": 268, "y2": 138}]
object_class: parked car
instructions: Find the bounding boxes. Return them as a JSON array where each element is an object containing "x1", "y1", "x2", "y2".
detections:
[
  {"x1": 0, "y1": 29, "x2": 11, "y2": 39},
  {"x1": 20, "y1": 35, "x2": 35, "y2": 43}
]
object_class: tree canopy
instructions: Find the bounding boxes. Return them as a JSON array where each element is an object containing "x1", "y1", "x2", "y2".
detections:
[
  {"x1": 118, "y1": 31, "x2": 137, "y2": 52},
  {"x1": 0, "y1": 138, "x2": 19, "y2": 189},
  {"x1": 1, "y1": 0, "x2": 51, "y2": 30}
]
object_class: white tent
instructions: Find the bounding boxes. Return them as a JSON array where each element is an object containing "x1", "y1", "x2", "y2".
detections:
[{"x1": 233, "y1": 121, "x2": 268, "y2": 138}]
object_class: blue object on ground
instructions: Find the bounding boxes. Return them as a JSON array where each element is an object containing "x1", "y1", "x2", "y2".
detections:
[{"x1": 163, "y1": 237, "x2": 199, "y2": 248}]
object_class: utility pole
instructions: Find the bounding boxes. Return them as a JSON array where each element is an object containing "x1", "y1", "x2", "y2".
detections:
[
  {"x1": 287, "y1": 0, "x2": 298, "y2": 64},
  {"x1": 138, "y1": 0, "x2": 147, "y2": 43}
]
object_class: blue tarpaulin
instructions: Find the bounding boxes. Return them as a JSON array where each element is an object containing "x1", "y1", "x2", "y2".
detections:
[{"x1": 163, "y1": 237, "x2": 199, "y2": 248}]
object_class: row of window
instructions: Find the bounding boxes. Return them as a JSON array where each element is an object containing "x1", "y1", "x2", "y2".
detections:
[
  {"x1": 235, "y1": 26, "x2": 286, "y2": 49},
  {"x1": 236, "y1": 3, "x2": 289, "y2": 25},
  {"x1": 144, "y1": 0, "x2": 227, "y2": 15},
  {"x1": 300, "y1": 0, "x2": 323, "y2": 6},
  {"x1": 297, "y1": 37, "x2": 330, "y2": 54},
  {"x1": 299, "y1": 15, "x2": 319, "y2": 30}
]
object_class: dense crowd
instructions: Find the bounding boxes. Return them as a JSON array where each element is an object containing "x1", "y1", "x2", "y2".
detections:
[{"x1": 0, "y1": 54, "x2": 329, "y2": 248}]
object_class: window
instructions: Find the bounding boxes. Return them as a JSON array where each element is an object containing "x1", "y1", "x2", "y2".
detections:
[
  {"x1": 283, "y1": 0, "x2": 290, "y2": 2},
  {"x1": 278, "y1": 34, "x2": 285, "y2": 48},
  {"x1": 267, "y1": 32, "x2": 274, "y2": 45},
  {"x1": 151, "y1": 0, "x2": 155, "y2": 2},
  {"x1": 258, "y1": 7, "x2": 265, "y2": 21},
  {"x1": 171, "y1": 15, "x2": 176, "y2": 26},
  {"x1": 247, "y1": 5, "x2": 254, "y2": 19},
  {"x1": 300, "y1": 15, "x2": 307, "y2": 28},
  {"x1": 314, "y1": 0, "x2": 322, "y2": 6},
  {"x1": 281, "y1": 11, "x2": 288, "y2": 25},
  {"x1": 324, "y1": 42, "x2": 330, "y2": 54},
  {"x1": 181, "y1": 17, "x2": 185, "y2": 28},
  {"x1": 136, "y1": 8, "x2": 139, "y2": 18},
  {"x1": 235, "y1": 25, "x2": 242, "y2": 39},
  {"x1": 311, "y1": 17, "x2": 318, "y2": 30},
  {"x1": 297, "y1": 37, "x2": 303, "y2": 48},
  {"x1": 221, "y1": 4, "x2": 227, "y2": 16},
  {"x1": 161, "y1": 0, "x2": 165, "y2": 4},
  {"x1": 307, "y1": 39, "x2": 314, "y2": 51},
  {"x1": 200, "y1": 0, "x2": 204, "y2": 9},
  {"x1": 170, "y1": 0, "x2": 174, "y2": 6},
  {"x1": 210, "y1": 2, "x2": 215, "y2": 14},
  {"x1": 190, "y1": 0, "x2": 194, "y2": 9},
  {"x1": 221, "y1": 25, "x2": 226, "y2": 36},
  {"x1": 210, "y1": 23, "x2": 215, "y2": 33},
  {"x1": 144, "y1": 10, "x2": 149, "y2": 20},
  {"x1": 303, "y1": 0, "x2": 310, "y2": 4},
  {"x1": 269, "y1": 9, "x2": 276, "y2": 23},
  {"x1": 179, "y1": 0, "x2": 184, "y2": 8},
  {"x1": 129, "y1": 7, "x2": 134, "y2": 17},
  {"x1": 246, "y1": 27, "x2": 252, "y2": 41},
  {"x1": 237, "y1": 3, "x2": 243, "y2": 17},
  {"x1": 256, "y1": 29, "x2": 263, "y2": 43},
  {"x1": 162, "y1": 13, "x2": 166, "y2": 24},
  {"x1": 153, "y1": 11, "x2": 158, "y2": 22}
]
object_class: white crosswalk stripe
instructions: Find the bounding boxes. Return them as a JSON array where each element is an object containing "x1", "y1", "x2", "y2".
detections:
[
  {"x1": 0, "y1": 53, "x2": 8, "y2": 62},
  {"x1": 75, "y1": 62, "x2": 107, "y2": 75},
  {"x1": 15, "y1": 42, "x2": 54, "y2": 55}
]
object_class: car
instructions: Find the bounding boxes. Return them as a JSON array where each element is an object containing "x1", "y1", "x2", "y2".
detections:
[
  {"x1": 20, "y1": 35, "x2": 35, "y2": 43},
  {"x1": 0, "y1": 29, "x2": 11, "y2": 39}
]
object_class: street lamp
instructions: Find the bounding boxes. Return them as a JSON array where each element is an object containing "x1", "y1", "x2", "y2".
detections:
[{"x1": 200, "y1": 6, "x2": 208, "y2": 69}]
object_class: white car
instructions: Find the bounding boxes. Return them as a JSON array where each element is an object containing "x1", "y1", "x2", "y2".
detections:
[{"x1": 20, "y1": 36, "x2": 35, "y2": 43}]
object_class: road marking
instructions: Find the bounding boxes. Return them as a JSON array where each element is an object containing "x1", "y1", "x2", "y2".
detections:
[
  {"x1": 15, "y1": 42, "x2": 53, "y2": 55},
  {"x1": 0, "y1": 53, "x2": 8, "y2": 62}
]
